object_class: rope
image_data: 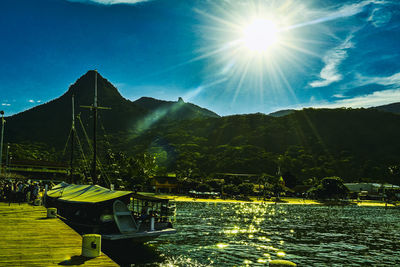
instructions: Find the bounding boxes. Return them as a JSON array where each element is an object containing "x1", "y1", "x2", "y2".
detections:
[
  {"x1": 73, "y1": 128, "x2": 90, "y2": 177},
  {"x1": 77, "y1": 114, "x2": 111, "y2": 187},
  {"x1": 77, "y1": 114, "x2": 93, "y2": 155},
  {"x1": 97, "y1": 115, "x2": 115, "y2": 187},
  {"x1": 62, "y1": 127, "x2": 73, "y2": 155}
]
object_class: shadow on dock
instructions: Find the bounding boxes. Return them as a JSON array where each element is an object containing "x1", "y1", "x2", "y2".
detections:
[{"x1": 58, "y1": 255, "x2": 95, "y2": 265}]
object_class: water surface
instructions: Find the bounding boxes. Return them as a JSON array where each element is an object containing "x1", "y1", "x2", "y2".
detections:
[{"x1": 113, "y1": 202, "x2": 400, "y2": 266}]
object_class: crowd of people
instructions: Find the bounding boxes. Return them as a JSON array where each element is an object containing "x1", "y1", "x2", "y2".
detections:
[{"x1": 0, "y1": 179, "x2": 43, "y2": 204}]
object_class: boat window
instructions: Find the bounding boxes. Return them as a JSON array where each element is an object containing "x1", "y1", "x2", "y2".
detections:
[{"x1": 129, "y1": 197, "x2": 170, "y2": 220}]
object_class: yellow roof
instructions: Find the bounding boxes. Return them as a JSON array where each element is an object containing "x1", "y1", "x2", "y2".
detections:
[{"x1": 47, "y1": 183, "x2": 132, "y2": 204}]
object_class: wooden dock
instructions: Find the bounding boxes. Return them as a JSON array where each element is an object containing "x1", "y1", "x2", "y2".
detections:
[{"x1": 0, "y1": 203, "x2": 118, "y2": 266}]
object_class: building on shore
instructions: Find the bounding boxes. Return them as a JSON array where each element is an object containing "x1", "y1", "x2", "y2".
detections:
[
  {"x1": 151, "y1": 174, "x2": 179, "y2": 193},
  {"x1": 344, "y1": 183, "x2": 400, "y2": 199},
  {"x1": 3, "y1": 159, "x2": 68, "y2": 180}
]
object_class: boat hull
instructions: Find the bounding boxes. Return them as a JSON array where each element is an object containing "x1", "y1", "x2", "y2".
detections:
[{"x1": 46, "y1": 183, "x2": 176, "y2": 243}]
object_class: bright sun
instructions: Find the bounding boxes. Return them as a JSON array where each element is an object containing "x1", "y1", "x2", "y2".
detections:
[
  {"x1": 241, "y1": 19, "x2": 279, "y2": 53},
  {"x1": 193, "y1": 0, "x2": 316, "y2": 105}
]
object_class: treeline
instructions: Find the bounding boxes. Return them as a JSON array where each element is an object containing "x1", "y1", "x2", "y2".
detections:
[
  {"x1": 114, "y1": 107, "x2": 400, "y2": 186},
  {"x1": 5, "y1": 103, "x2": 400, "y2": 187}
]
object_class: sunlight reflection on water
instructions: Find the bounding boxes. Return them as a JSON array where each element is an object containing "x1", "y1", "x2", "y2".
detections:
[{"x1": 126, "y1": 202, "x2": 400, "y2": 266}]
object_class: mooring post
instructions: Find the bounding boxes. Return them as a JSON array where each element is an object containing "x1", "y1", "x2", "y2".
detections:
[{"x1": 82, "y1": 234, "x2": 101, "y2": 258}]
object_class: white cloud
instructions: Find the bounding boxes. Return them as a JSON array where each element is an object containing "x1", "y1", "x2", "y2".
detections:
[
  {"x1": 286, "y1": 0, "x2": 385, "y2": 30},
  {"x1": 320, "y1": 72, "x2": 400, "y2": 108},
  {"x1": 331, "y1": 0, "x2": 387, "y2": 17},
  {"x1": 309, "y1": 34, "x2": 354, "y2": 88},
  {"x1": 1, "y1": 103, "x2": 11, "y2": 106},
  {"x1": 28, "y1": 99, "x2": 42, "y2": 103},
  {"x1": 368, "y1": 7, "x2": 392, "y2": 27},
  {"x1": 300, "y1": 1, "x2": 389, "y2": 88},
  {"x1": 329, "y1": 0, "x2": 371, "y2": 18},
  {"x1": 318, "y1": 88, "x2": 400, "y2": 109},
  {"x1": 352, "y1": 72, "x2": 400, "y2": 88},
  {"x1": 67, "y1": 0, "x2": 149, "y2": 5},
  {"x1": 332, "y1": 94, "x2": 345, "y2": 98}
]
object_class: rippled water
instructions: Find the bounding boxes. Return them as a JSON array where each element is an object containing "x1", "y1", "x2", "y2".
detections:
[{"x1": 110, "y1": 202, "x2": 400, "y2": 266}]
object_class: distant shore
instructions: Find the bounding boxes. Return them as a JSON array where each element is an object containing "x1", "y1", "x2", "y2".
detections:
[{"x1": 151, "y1": 194, "x2": 394, "y2": 207}]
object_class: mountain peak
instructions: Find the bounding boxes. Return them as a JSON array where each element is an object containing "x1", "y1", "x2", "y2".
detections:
[
  {"x1": 134, "y1": 96, "x2": 219, "y2": 120},
  {"x1": 65, "y1": 70, "x2": 125, "y2": 106}
]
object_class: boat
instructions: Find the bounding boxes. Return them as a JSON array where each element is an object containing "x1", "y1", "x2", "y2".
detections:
[
  {"x1": 45, "y1": 70, "x2": 176, "y2": 242},
  {"x1": 45, "y1": 182, "x2": 176, "y2": 242}
]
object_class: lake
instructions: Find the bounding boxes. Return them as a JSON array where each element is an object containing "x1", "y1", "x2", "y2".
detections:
[{"x1": 106, "y1": 202, "x2": 400, "y2": 266}]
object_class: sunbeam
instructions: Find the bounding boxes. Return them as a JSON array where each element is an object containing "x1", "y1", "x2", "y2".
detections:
[
  {"x1": 187, "y1": 0, "x2": 373, "y2": 112},
  {"x1": 136, "y1": 0, "x2": 371, "y2": 114},
  {"x1": 191, "y1": 0, "x2": 323, "y2": 106}
]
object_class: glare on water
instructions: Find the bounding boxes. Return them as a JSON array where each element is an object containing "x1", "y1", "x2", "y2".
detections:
[{"x1": 114, "y1": 202, "x2": 400, "y2": 266}]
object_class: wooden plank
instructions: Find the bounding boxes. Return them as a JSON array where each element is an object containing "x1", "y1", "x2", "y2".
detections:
[{"x1": 0, "y1": 203, "x2": 117, "y2": 266}]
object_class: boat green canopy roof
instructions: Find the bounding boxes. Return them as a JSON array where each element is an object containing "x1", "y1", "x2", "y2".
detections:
[
  {"x1": 46, "y1": 183, "x2": 132, "y2": 204},
  {"x1": 46, "y1": 183, "x2": 167, "y2": 204}
]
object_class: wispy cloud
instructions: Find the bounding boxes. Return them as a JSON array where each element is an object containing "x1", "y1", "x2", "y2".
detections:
[
  {"x1": 318, "y1": 88, "x2": 400, "y2": 108},
  {"x1": 309, "y1": 34, "x2": 354, "y2": 88},
  {"x1": 1, "y1": 103, "x2": 11, "y2": 106},
  {"x1": 368, "y1": 7, "x2": 392, "y2": 27},
  {"x1": 353, "y1": 72, "x2": 400, "y2": 88},
  {"x1": 286, "y1": 0, "x2": 384, "y2": 31},
  {"x1": 320, "y1": 72, "x2": 400, "y2": 108},
  {"x1": 329, "y1": 0, "x2": 385, "y2": 19},
  {"x1": 332, "y1": 94, "x2": 345, "y2": 98},
  {"x1": 303, "y1": 0, "x2": 389, "y2": 89},
  {"x1": 67, "y1": 0, "x2": 149, "y2": 5},
  {"x1": 28, "y1": 100, "x2": 42, "y2": 103}
]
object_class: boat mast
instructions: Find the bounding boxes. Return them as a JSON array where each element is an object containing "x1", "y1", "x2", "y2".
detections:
[
  {"x1": 70, "y1": 95, "x2": 75, "y2": 183},
  {"x1": 92, "y1": 71, "x2": 98, "y2": 184},
  {"x1": 80, "y1": 70, "x2": 111, "y2": 185}
]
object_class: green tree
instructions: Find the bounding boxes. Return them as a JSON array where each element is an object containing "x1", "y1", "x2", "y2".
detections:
[
  {"x1": 197, "y1": 183, "x2": 212, "y2": 192},
  {"x1": 238, "y1": 183, "x2": 254, "y2": 196},
  {"x1": 223, "y1": 184, "x2": 239, "y2": 196},
  {"x1": 309, "y1": 176, "x2": 349, "y2": 199}
]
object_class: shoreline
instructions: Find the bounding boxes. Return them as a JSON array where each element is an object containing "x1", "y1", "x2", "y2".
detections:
[{"x1": 151, "y1": 194, "x2": 394, "y2": 207}]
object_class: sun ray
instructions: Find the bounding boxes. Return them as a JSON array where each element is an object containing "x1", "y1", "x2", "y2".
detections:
[
  {"x1": 139, "y1": 0, "x2": 346, "y2": 113},
  {"x1": 231, "y1": 56, "x2": 252, "y2": 104},
  {"x1": 273, "y1": 60, "x2": 300, "y2": 102}
]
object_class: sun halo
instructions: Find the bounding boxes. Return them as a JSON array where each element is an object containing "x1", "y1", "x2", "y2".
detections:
[{"x1": 241, "y1": 18, "x2": 280, "y2": 54}]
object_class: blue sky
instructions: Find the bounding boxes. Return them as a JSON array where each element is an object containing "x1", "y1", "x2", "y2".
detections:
[{"x1": 0, "y1": 0, "x2": 399, "y2": 116}]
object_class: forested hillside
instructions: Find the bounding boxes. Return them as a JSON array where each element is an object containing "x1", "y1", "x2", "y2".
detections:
[
  {"x1": 3, "y1": 71, "x2": 400, "y2": 185},
  {"x1": 129, "y1": 108, "x2": 400, "y2": 184}
]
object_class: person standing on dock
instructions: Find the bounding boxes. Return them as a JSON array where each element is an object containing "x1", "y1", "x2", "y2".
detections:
[{"x1": 32, "y1": 183, "x2": 39, "y2": 201}]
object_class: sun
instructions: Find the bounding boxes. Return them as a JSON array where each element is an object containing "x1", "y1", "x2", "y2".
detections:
[
  {"x1": 241, "y1": 19, "x2": 279, "y2": 53},
  {"x1": 192, "y1": 0, "x2": 319, "y2": 104}
]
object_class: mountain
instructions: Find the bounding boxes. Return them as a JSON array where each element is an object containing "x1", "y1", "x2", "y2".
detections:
[
  {"x1": 3, "y1": 71, "x2": 400, "y2": 185},
  {"x1": 372, "y1": 102, "x2": 400, "y2": 114},
  {"x1": 268, "y1": 109, "x2": 296, "y2": 117},
  {"x1": 269, "y1": 102, "x2": 400, "y2": 117},
  {"x1": 4, "y1": 70, "x2": 220, "y2": 148},
  {"x1": 134, "y1": 96, "x2": 219, "y2": 120},
  {"x1": 6, "y1": 71, "x2": 143, "y2": 148}
]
